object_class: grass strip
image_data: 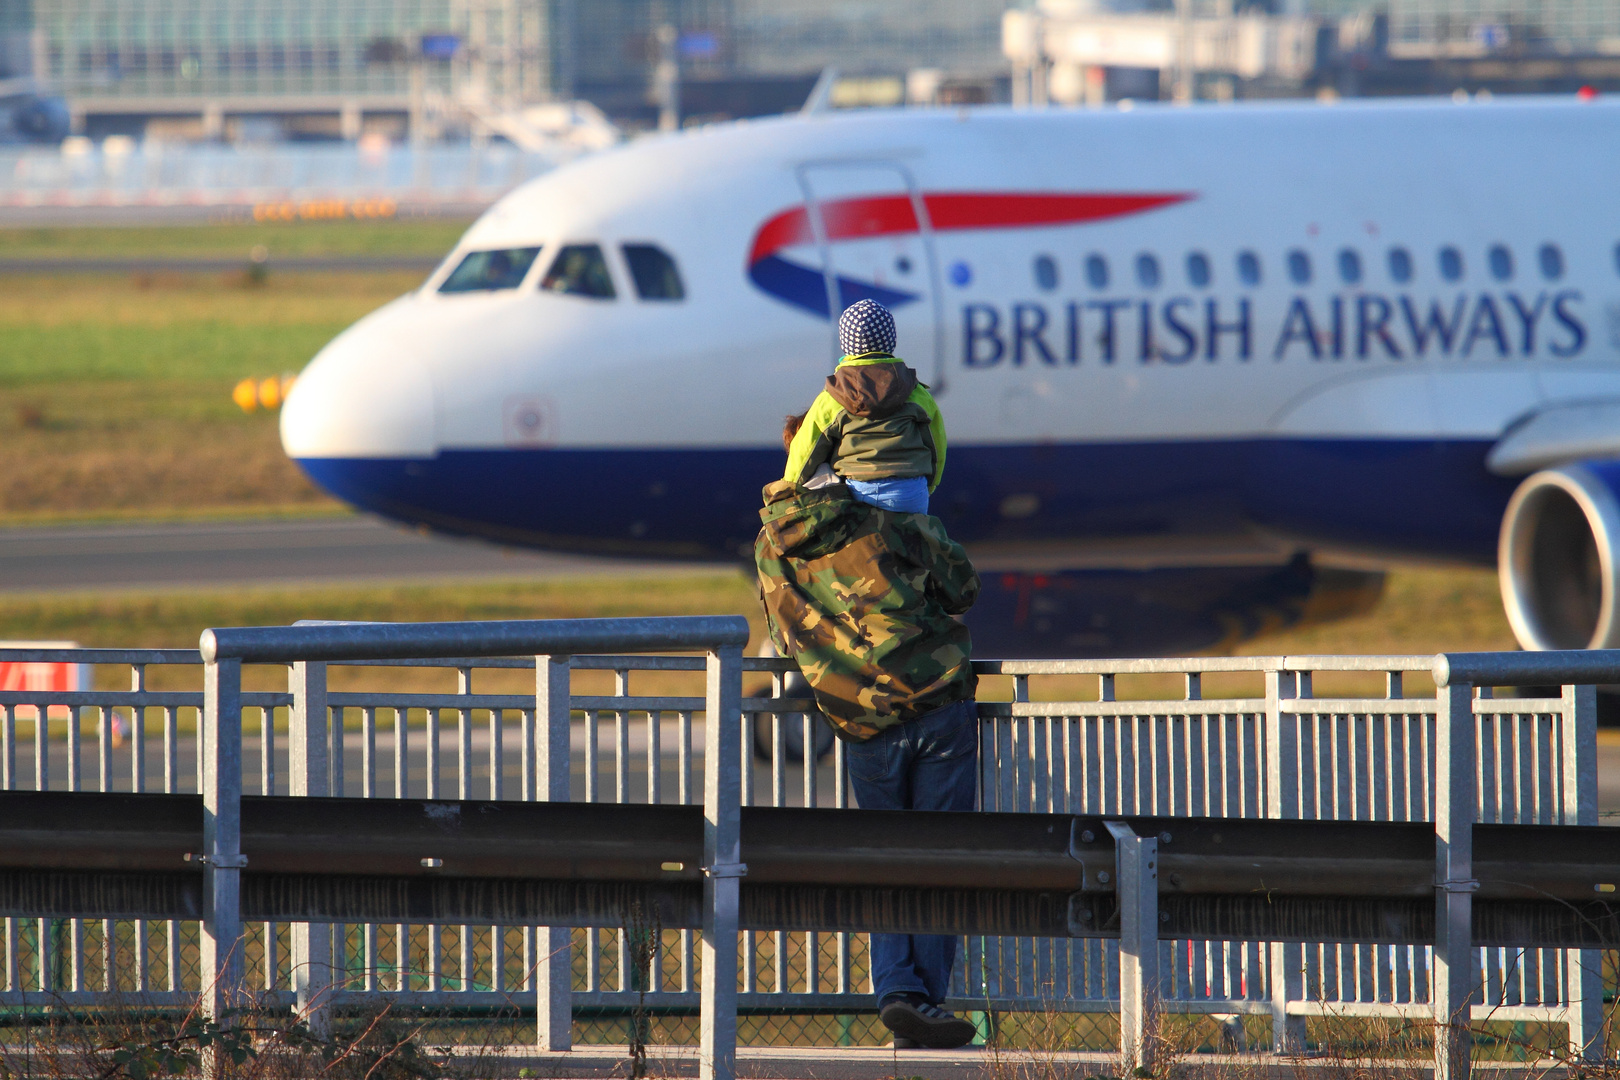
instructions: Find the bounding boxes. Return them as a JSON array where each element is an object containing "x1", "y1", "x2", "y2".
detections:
[
  {"x1": 1236, "y1": 566, "x2": 1513, "y2": 656},
  {"x1": 0, "y1": 219, "x2": 473, "y2": 260},
  {"x1": 0, "y1": 566, "x2": 1508, "y2": 658},
  {"x1": 0, "y1": 272, "x2": 416, "y2": 519},
  {"x1": 0, "y1": 573, "x2": 763, "y2": 651}
]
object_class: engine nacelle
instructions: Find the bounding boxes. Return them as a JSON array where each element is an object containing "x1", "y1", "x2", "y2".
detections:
[
  {"x1": 1499, "y1": 462, "x2": 1620, "y2": 650},
  {"x1": 0, "y1": 95, "x2": 69, "y2": 144}
]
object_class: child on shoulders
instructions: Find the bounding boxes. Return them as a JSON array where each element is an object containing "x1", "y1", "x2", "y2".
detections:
[{"x1": 782, "y1": 299, "x2": 945, "y2": 515}]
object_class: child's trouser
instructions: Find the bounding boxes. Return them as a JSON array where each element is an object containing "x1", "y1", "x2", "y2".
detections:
[{"x1": 847, "y1": 476, "x2": 929, "y2": 515}]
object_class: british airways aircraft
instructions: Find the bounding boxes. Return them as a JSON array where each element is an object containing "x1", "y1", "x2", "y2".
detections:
[{"x1": 281, "y1": 95, "x2": 1620, "y2": 658}]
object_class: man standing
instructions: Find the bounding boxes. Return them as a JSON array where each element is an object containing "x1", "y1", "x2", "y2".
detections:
[{"x1": 755, "y1": 369, "x2": 981, "y2": 1045}]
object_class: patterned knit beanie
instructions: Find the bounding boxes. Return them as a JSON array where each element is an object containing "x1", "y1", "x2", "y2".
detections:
[{"x1": 838, "y1": 299, "x2": 897, "y2": 356}]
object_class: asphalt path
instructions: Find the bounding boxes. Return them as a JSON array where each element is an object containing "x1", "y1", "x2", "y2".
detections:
[{"x1": 0, "y1": 516, "x2": 731, "y2": 593}]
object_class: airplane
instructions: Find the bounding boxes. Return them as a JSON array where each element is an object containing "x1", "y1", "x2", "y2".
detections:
[
  {"x1": 0, "y1": 80, "x2": 68, "y2": 144},
  {"x1": 281, "y1": 94, "x2": 1620, "y2": 660}
]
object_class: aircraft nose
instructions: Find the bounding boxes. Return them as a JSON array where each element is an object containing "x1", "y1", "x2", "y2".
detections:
[{"x1": 280, "y1": 308, "x2": 438, "y2": 461}]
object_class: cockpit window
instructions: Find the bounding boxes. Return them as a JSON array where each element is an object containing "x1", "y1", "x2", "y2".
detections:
[
  {"x1": 542, "y1": 244, "x2": 616, "y2": 299},
  {"x1": 438, "y1": 247, "x2": 541, "y2": 293},
  {"x1": 622, "y1": 243, "x2": 686, "y2": 300}
]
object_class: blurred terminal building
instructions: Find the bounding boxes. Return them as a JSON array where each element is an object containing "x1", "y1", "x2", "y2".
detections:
[
  {"x1": 0, "y1": 0, "x2": 1618, "y2": 143},
  {"x1": 0, "y1": 0, "x2": 1010, "y2": 141}
]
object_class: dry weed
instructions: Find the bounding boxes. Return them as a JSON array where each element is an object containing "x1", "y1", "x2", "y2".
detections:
[{"x1": 0, "y1": 989, "x2": 533, "y2": 1080}]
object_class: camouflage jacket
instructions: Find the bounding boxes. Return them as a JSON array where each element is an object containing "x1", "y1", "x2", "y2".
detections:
[{"x1": 754, "y1": 478, "x2": 979, "y2": 742}]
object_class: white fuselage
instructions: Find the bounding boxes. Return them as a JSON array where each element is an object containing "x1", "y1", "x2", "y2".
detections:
[{"x1": 280, "y1": 96, "x2": 1620, "y2": 585}]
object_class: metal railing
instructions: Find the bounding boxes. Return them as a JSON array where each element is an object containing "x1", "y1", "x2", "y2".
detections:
[
  {"x1": 199, "y1": 616, "x2": 750, "y2": 1080},
  {"x1": 968, "y1": 655, "x2": 1598, "y2": 1052},
  {"x1": 971, "y1": 653, "x2": 1601, "y2": 1078},
  {"x1": 0, "y1": 633, "x2": 1607, "y2": 1078}
]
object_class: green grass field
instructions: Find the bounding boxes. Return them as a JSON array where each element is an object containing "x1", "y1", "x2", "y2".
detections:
[
  {"x1": 0, "y1": 269, "x2": 428, "y2": 520},
  {"x1": 0, "y1": 563, "x2": 1509, "y2": 706},
  {"x1": 0, "y1": 222, "x2": 483, "y2": 521},
  {"x1": 0, "y1": 573, "x2": 759, "y2": 651},
  {"x1": 1238, "y1": 565, "x2": 1516, "y2": 656},
  {"x1": 0, "y1": 565, "x2": 1510, "y2": 683}
]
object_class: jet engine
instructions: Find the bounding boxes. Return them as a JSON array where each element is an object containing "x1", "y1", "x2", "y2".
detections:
[
  {"x1": 0, "y1": 91, "x2": 68, "y2": 144},
  {"x1": 1498, "y1": 462, "x2": 1620, "y2": 650}
]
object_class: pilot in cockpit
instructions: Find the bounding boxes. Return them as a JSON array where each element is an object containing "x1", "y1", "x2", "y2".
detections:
[{"x1": 478, "y1": 249, "x2": 513, "y2": 288}]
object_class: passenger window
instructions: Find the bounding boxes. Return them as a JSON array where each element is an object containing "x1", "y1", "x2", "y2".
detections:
[
  {"x1": 1033, "y1": 254, "x2": 1059, "y2": 291},
  {"x1": 1085, "y1": 253, "x2": 1109, "y2": 289},
  {"x1": 542, "y1": 243, "x2": 616, "y2": 299},
  {"x1": 1287, "y1": 249, "x2": 1311, "y2": 285},
  {"x1": 1488, "y1": 244, "x2": 1513, "y2": 281},
  {"x1": 1388, "y1": 247, "x2": 1413, "y2": 283},
  {"x1": 1338, "y1": 248, "x2": 1362, "y2": 285},
  {"x1": 1540, "y1": 243, "x2": 1564, "y2": 281},
  {"x1": 1186, "y1": 251, "x2": 1211, "y2": 288},
  {"x1": 438, "y1": 247, "x2": 541, "y2": 293},
  {"x1": 1236, "y1": 250, "x2": 1261, "y2": 286},
  {"x1": 1135, "y1": 252, "x2": 1161, "y2": 289},
  {"x1": 622, "y1": 243, "x2": 685, "y2": 300},
  {"x1": 1439, "y1": 246, "x2": 1463, "y2": 282}
]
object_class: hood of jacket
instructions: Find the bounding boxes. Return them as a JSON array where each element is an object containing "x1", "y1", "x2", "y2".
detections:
[{"x1": 824, "y1": 357, "x2": 917, "y2": 419}]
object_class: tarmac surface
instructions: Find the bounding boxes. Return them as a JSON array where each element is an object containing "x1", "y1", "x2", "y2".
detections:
[{"x1": 0, "y1": 515, "x2": 731, "y2": 593}]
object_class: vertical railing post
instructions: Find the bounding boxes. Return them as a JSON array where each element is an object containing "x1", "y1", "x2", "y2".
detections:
[
  {"x1": 200, "y1": 656, "x2": 245, "y2": 1076},
  {"x1": 1562, "y1": 682, "x2": 1602, "y2": 1059},
  {"x1": 289, "y1": 661, "x2": 332, "y2": 1038},
  {"x1": 1433, "y1": 678, "x2": 1477, "y2": 1080},
  {"x1": 701, "y1": 643, "x2": 744, "y2": 1080},
  {"x1": 1264, "y1": 666, "x2": 1305, "y2": 1054},
  {"x1": 535, "y1": 654, "x2": 573, "y2": 1051},
  {"x1": 1107, "y1": 820, "x2": 1158, "y2": 1076}
]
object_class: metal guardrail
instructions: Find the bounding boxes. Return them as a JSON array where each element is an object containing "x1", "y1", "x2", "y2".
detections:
[
  {"x1": 0, "y1": 634, "x2": 1609, "y2": 1079},
  {"x1": 196, "y1": 616, "x2": 750, "y2": 1080},
  {"x1": 968, "y1": 652, "x2": 1598, "y2": 1065},
  {"x1": 0, "y1": 643, "x2": 854, "y2": 1024}
]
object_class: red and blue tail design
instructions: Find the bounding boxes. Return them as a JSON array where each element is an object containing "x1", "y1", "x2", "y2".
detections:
[{"x1": 746, "y1": 191, "x2": 1193, "y2": 317}]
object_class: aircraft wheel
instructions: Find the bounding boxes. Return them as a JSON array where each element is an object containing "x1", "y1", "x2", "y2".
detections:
[{"x1": 753, "y1": 643, "x2": 835, "y2": 762}]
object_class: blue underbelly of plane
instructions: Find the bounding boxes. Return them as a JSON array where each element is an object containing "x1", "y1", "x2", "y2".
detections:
[
  {"x1": 295, "y1": 437, "x2": 1510, "y2": 564},
  {"x1": 294, "y1": 438, "x2": 1508, "y2": 657}
]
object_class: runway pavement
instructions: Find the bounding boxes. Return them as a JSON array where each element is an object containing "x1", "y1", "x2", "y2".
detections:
[{"x1": 0, "y1": 515, "x2": 732, "y2": 593}]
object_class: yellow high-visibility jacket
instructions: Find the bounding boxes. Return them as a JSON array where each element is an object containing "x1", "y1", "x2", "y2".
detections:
[{"x1": 783, "y1": 353, "x2": 946, "y2": 492}]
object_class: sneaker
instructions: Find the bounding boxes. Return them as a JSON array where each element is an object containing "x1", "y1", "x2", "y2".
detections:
[
  {"x1": 891, "y1": 1037, "x2": 920, "y2": 1050},
  {"x1": 878, "y1": 997, "x2": 976, "y2": 1050}
]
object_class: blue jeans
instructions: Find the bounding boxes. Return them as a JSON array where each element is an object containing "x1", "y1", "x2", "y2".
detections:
[
  {"x1": 845, "y1": 696, "x2": 978, "y2": 1005},
  {"x1": 847, "y1": 476, "x2": 930, "y2": 515}
]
